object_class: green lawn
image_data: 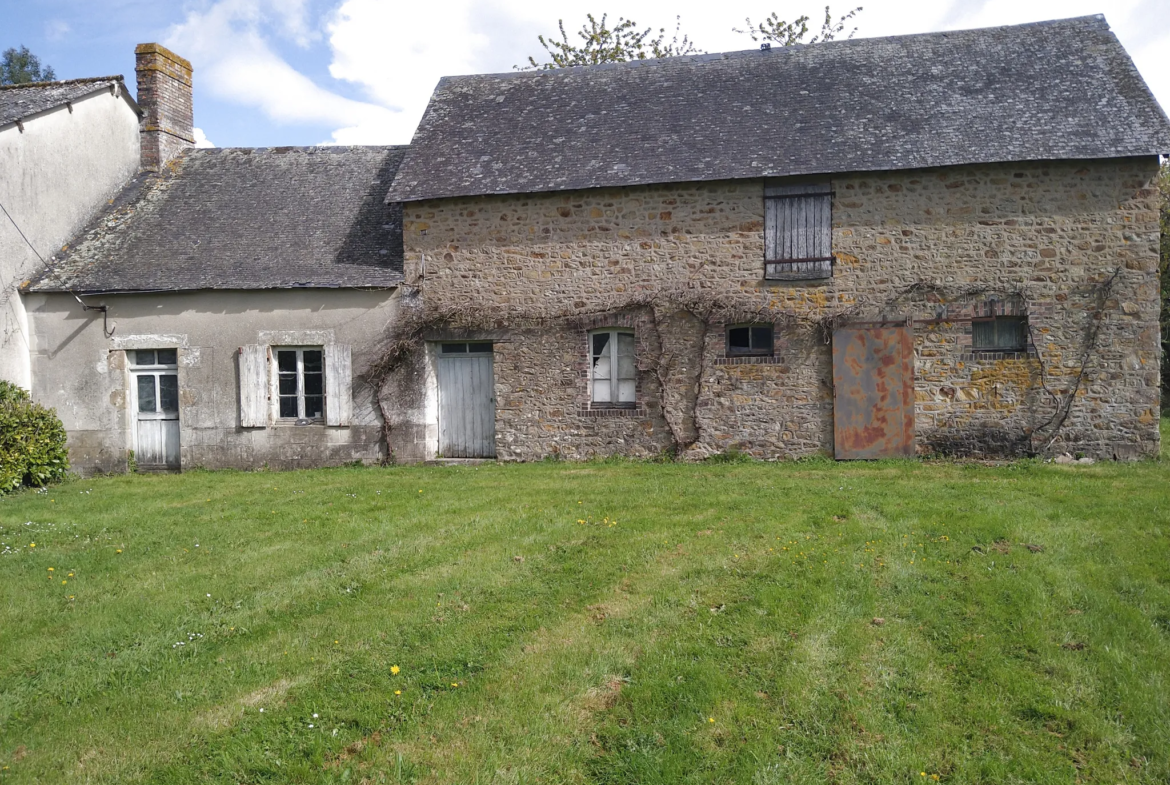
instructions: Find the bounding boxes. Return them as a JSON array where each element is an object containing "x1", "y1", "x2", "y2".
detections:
[{"x1": 2, "y1": 433, "x2": 1170, "y2": 784}]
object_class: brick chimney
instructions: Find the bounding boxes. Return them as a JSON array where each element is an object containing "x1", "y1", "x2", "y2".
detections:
[{"x1": 135, "y1": 43, "x2": 194, "y2": 172}]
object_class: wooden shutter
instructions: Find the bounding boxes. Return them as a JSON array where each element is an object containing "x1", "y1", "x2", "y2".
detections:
[
  {"x1": 764, "y1": 182, "x2": 832, "y2": 280},
  {"x1": 324, "y1": 344, "x2": 352, "y2": 427},
  {"x1": 238, "y1": 344, "x2": 268, "y2": 428}
]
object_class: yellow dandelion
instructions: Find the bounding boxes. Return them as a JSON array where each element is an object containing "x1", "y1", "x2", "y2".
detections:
[
  {"x1": 451, "y1": 682, "x2": 459, "y2": 687},
  {"x1": 62, "y1": 580, "x2": 67, "y2": 584},
  {"x1": 48, "y1": 567, "x2": 53, "y2": 572},
  {"x1": 708, "y1": 717, "x2": 715, "y2": 723},
  {"x1": 391, "y1": 665, "x2": 400, "y2": 675},
  {"x1": 29, "y1": 543, "x2": 35, "y2": 548},
  {"x1": 395, "y1": 690, "x2": 401, "y2": 695},
  {"x1": 116, "y1": 549, "x2": 122, "y2": 553}
]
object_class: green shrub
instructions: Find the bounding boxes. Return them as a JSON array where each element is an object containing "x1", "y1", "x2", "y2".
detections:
[{"x1": 0, "y1": 380, "x2": 69, "y2": 493}]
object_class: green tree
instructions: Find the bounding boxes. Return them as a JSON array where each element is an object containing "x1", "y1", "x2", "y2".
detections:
[
  {"x1": 735, "y1": 5, "x2": 863, "y2": 46},
  {"x1": 523, "y1": 7, "x2": 863, "y2": 70},
  {"x1": 0, "y1": 45, "x2": 57, "y2": 85},
  {"x1": 524, "y1": 14, "x2": 699, "y2": 70}
]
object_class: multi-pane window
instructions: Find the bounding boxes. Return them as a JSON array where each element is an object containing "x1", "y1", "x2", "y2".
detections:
[
  {"x1": 727, "y1": 325, "x2": 774, "y2": 357},
  {"x1": 440, "y1": 342, "x2": 494, "y2": 355},
  {"x1": 764, "y1": 182, "x2": 832, "y2": 280},
  {"x1": 275, "y1": 347, "x2": 324, "y2": 419},
  {"x1": 131, "y1": 349, "x2": 179, "y2": 415},
  {"x1": 972, "y1": 317, "x2": 1027, "y2": 352},
  {"x1": 590, "y1": 329, "x2": 636, "y2": 407}
]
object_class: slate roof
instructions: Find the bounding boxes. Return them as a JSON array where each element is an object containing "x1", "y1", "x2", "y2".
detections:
[
  {"x1": 0, "y1": 76, "x2": 131, "y2": 129},
  {"x1": 387, "y1": 15, "x2": 1170, "y2": 203},
  {"x1": 27, "y1": 146, "x2": 406, "y2": 293}
]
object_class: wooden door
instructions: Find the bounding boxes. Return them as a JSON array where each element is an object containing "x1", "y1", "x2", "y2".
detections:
[
  {"x1": 437, "y1": 343, "x2": 496, "y2": 458},
  {"x1": 133, "y1": 369, "x2": 180, "y2": 469},
  {"x1": 832, "y1": 322, "x2": 915, "y2": 459}
]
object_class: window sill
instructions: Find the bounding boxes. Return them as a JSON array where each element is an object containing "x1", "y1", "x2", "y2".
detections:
[
  {"x1": 577, "y1": 407, "x2": 646, "y2": 418},
  {"x1": 714, "y1": 356, "x2": 784, "y2": 366},
  {"x1": 961, "y1": 350, "x2": 1034, "y2": 362},
  {"x1": 274, "y1": 419, "x2": 325, "y2": 426},
  {"x1": 765, "y1": 259, "x2": 832, "y2": 281}
]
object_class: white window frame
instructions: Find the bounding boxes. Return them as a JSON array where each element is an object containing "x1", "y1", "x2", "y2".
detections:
[
  {"x1": 273, "y1": 346, "x2": 326, "y2": 422},
  {"x1": 128, "y1": 349, "x2": 180, "y2": 416},
  {"x1": 590, "y1": 328, "x2": 637, "y2": 408}
]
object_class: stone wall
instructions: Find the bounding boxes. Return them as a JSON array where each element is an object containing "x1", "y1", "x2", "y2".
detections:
[{"x1": 389, "y1": 157, "x2": 1162, "y2": 460}]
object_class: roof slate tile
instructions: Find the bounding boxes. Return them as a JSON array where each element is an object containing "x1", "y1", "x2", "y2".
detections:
[
  {"x1": 0, "y1": 76, "x2": 128, "y2": 128},
  {"x1": 387, "y1": 16, "x2": 1170, "y2": 202},
  {"x1": 27, "y1": 146, "x2": 406, "y2": 293}
]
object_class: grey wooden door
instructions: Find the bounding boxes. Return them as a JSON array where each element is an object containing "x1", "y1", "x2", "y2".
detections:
[
  {"x1": 133, "y1": 370, "x2": 180, "y2": 469},
  {"x1": 437, "y1": 343, "x2": 496, "y2": 458}
]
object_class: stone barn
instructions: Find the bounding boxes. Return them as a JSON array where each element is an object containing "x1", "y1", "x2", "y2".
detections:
[{"x1": 380, "y1": 16, "x2": 1170, "y2": 462}]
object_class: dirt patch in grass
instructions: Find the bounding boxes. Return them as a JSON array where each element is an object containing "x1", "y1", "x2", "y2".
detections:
[{"x1": 193, "y1": 677, "x2": 301, "y2": 731}]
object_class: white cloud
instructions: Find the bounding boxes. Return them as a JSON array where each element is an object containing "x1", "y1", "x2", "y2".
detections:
[
  {"x1": 324, "y1": 0, "x2": 501, "y2": 144},
  {"x1": 162, "y1": 0, "x2": 1170, "y2": 148},
  {"x1": 193, "y1": 127, "x2": 216, "y2": 148},
  {"x1": 164, "y1": 0, "x2": 399, "y2": 144},
  {"x1": 44, "y1": 19, "x2": 71, "y2": 41}
]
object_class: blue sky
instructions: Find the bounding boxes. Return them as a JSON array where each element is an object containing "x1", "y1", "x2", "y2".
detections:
[{"x1": 3, "y1": 0, "x2": 1168, "y2": 149}]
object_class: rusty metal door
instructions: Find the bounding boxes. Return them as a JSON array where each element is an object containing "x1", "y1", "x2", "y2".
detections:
[{"x1": 832, "y1": 322, "x2": 915, "y2": 459}]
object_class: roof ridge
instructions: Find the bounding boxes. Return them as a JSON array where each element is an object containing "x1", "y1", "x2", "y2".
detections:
[
  {"x1": 445, "y1": 14, "x2": 1110, "y2": 82},
  {"x1": 0, "y1": 75, "x2": 124, "y2": 92},
  {"x1": 191, "y1": 144, "x2": 411, "y2": 153},
  {"x1": 391, "y1": 13, "x2": 1168, "y2": 203}
]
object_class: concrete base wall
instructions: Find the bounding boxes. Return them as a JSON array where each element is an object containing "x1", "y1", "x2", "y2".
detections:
[
  {"x1": 25, "y1": 288, "x2": 398, "y2": 475},
  {"x1": 390, "y1": 157, "x2": 1162, "y2": 461}
]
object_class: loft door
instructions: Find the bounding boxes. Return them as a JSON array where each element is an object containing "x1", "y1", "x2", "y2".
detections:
[
  {"x1": 436, "y1": 342, "x2": 496, "y2": 458},
  {"x1": 130, "y1": 349, "x2": 180, "y2": 469}
]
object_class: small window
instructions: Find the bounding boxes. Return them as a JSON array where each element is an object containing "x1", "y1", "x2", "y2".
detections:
[
  {"x1": 764, "y1": 182, "x2": 832, "y2": 280},
  {"x1": 275, "y1": 347, "x2": 325, "y2": 420},
  {"x1": 727, "y1": 325, "x2": 774, "y2": 357},
  {"x1": 131, "y1": 348, "x2": 177, "y2": 368},
  {"x1": 590, "y1": 329, "x2": 636, "y2": 407},
  {"x1": 972, "y1": 317, "x2": 1027, "y2": 352},
  {"x1": 440, "y1": 342, "x2": 493, "y2": 355}
]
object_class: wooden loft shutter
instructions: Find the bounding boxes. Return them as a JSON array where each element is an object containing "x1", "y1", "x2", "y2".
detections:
[
  {"x1": 764, "y1": 182, "x2": 832, "y2": 280},
  {"x1": 324, "y1": 344, "x2": 353, "y2": 427},
  {"x1": 238, "y1": 344, "x2": 269, "y2": 428}
]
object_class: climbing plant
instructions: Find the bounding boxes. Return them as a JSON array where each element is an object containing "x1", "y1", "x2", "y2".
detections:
[{"x1": 369, "y1": 272, "x2": 1120, "y2": 461}]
